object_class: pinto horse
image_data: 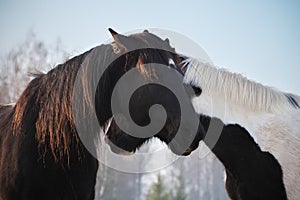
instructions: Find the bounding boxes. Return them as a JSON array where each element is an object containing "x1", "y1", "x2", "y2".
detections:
[
  {"x1": 0, "y1": 29, "x2": 204, "y2": 200},
  {"x1": 183, "y1": 58, "x2": 300, "y2": 199}
]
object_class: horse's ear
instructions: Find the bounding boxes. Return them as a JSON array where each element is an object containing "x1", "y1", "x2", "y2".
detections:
[{"x1": 108, "y1": 28, "x2": 131, "y2": 50}]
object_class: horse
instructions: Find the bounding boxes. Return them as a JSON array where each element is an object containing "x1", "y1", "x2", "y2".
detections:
[
  {"x1": 0, "y1": 28, "x2": 205, "y2": 200},
  {"x1": 106, "y1": 105, "x2": 287, "y2": 199},
  {"x1": 199, "y1": 115, "x2": 287, "y2": 200},
  {"x1": 183, "y1": 58, "x2": 300, "y2": 199}
]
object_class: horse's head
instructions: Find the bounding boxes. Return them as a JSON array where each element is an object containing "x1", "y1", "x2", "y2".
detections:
[
  {"x1": 95, "y1": 29, "x2": 185, "y2": 124},
  {"x1": 106, "y1": 115, "x2": 204, "y2": 156},
  {"x1": 102, "y1": 29, "x2": 205, "y2": 156}
]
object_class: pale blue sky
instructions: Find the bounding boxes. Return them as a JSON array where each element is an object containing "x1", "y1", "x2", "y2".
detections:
[{"x1": 0, "y1": 0, "x2": 299, "y2": 94}]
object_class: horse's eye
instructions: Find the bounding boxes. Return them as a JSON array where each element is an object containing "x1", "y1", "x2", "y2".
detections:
[
  {"x1": 168, "y1": 58, "x2": 176, "y2": 68},
  {"x1": 168, "y1": 58, "x2": 183, "y2": 75}
]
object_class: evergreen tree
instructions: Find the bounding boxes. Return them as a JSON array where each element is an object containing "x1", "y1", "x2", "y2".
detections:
[
  {"x1": 172, "y1": 173, "x2": 187, "y2": 200},
  {"x1": 146, "y1": 173, "x2": 172, "y2": 200}
]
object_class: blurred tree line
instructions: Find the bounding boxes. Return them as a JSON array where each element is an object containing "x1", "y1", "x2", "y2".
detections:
[
  {"x1": 0, "y1": 31, "x2": 67, "y2": 103},
  {"x1": 94, "y1": 141, "x2": 228, "y2": 200},
  {"x1": 146, "y1": 173, "x2": 186, "y2": 200},
  {"x1": 0, "y1": 32, "x2": 228, "y2": 200}
]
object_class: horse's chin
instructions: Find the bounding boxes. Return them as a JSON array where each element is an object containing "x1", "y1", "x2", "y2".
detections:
[
  {"x1": 104, "y1": 136, "x2": 135, "y2": 156},
  {"x1": 182, "y1": 147, "x2": 193, "y2": 156},
  {"x1": 169, "y1": 145, "x2": 193, "y2": 156},
  {"x1": 108, "y1": 145, "x2": 135, "y2": 156}
]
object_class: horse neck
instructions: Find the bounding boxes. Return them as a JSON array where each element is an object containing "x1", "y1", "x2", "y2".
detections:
[
  {"x1": 94, "y1": 62, "x2": 127, "y2": 126},
  {"x1": 192, "y1": 91, "x2": 264, "y2": 125},
  {"x1": 200, "y1": 115, "x2": 266, "y2": 176},
  {"x1": 195, "y1": 93, "x2": 279, "y2": 147}
]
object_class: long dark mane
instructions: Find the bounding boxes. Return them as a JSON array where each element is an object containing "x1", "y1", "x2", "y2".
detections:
[
  {"x1": 9, "y1": 50, "x2": 93, "y2": 162},
  {"x1": 3, "y1": 30, "x2": 183, "y2": 163}
]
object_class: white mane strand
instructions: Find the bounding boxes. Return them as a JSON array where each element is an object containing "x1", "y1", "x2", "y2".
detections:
[{"x1": 183, "y1": 58, "x2": 300, "y2": 113}]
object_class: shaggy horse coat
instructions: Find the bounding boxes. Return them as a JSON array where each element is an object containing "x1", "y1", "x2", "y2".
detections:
[
  {"x1": 0, "y1": 53, "x2": 98, "y2": 200},
  {"x1": 0, "y1": 29, "x2": 187, "y2": 200},
  {"x1": 183, "y1": 59, "x2": 300, "y2": 199}
]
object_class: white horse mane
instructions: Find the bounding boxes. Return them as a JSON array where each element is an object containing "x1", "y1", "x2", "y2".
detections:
[{"x1": 183, "y1": 58, "x2": 300, "y2": 113}]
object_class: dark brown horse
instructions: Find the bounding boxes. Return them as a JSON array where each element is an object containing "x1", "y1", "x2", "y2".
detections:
[{"x1": 0, "y1": 29, "x2": 204, "y2": 200}]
